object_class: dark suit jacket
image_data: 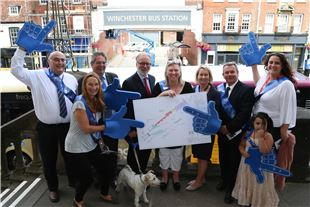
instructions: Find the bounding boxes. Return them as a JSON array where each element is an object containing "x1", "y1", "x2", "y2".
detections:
[
  {"x1": 77, "y1": 72, "x2": 118, "y2": 95},
  {"x1": 219, "y1": 80, "x2": 254, "y2": 134},
  {"x1": 122, "y1": 72, "x2": 156, "y2": 122}
]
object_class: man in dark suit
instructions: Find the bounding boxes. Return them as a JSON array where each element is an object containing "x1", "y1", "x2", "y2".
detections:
[
  {"x1": 77, "y1": 52, "x2": 118, "y2": 203},
  {"x1": 77, "y1": 52, "x2": 117, "y2": 94},
  {"x1": 217, "y1": 62, "x2": 254, "y2": 204},
  {"x1": 122, "y1": 52, "x2": 156, "y2": 174}
]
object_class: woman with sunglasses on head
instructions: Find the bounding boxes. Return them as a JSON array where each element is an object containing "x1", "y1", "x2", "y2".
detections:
[
  {"x1": 186, "y1": 66, "x2": 221, "y2": 191},
  {"x1": 251, "y1": 53, "x2": 297, "y2": 191},
  {"x1": 152, "y1": 59, "x2": 194, "y2": 191}
]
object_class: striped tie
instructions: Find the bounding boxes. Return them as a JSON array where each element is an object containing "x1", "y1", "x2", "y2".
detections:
[{"x1": 55, "y1": 77, "x2": 67, "y2": 118}]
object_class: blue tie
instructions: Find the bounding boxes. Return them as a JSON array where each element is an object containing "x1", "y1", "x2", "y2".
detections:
[
  {"x1": 101, "y1": 76, "x2": 107, "y2": 90},
  {"x1": 54, "y1": 76, "x2": 67, "y2": 118}
]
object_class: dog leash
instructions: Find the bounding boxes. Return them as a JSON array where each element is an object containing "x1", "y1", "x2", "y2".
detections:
[
  {"x1": 131, "y1": 142, "x2": 143, "y2": 174},
  {"x1": 130, "y1": 141, "x2": 153, "y2": 207}
]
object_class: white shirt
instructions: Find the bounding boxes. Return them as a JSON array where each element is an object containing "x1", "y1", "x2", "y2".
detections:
[
  {"x1": 11, "y1": 49, "x2": 78, "y2": 124},
  {"x1": 65, "y1": 101, "x2": 99, "y2": 153},
  {"x1": 253, "y1": 73, "x2": 296, "y2": 128},
  {"x1": 226, "y1": 80, "x2": 238, "y2": 97},
  {"x1": 137, "y1": 71, "x2": 151, "y2": 89}
]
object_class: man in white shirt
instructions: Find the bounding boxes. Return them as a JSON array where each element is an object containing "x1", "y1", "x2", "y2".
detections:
[{"x1": 11, "y1": 48, "x2": 78, "y2": 203}]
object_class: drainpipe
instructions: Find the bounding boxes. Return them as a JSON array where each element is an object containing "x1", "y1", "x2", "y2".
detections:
[{"x1": 256, "y1": 0, "x2": 262, "y2": 39}]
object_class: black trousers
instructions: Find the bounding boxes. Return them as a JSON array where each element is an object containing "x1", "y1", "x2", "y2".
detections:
[
  {"x1": 67, "y1": 146, "x2": 106, "y2": 202},
  {"x1": 36, "y1": 121, "x2": 74, "y2": 191},
  {"x1": 218, "y1": 133, "x2": 242, "y2": 194},
  {"x1": 126, "y1": 136, "x2": 151, "y2": 174},
  {"x1": 99, "y1": 136, "x2": 118, "y2": 194}
]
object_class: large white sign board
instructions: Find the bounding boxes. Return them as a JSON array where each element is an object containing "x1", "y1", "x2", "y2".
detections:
[{"x1": 133, "y1": 92, "x2": 211, "y2": 149}]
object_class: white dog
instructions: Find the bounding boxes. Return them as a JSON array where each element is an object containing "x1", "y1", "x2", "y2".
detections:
[{"x1": 116, "y1": 165, "x2": 160, "y2": 207}]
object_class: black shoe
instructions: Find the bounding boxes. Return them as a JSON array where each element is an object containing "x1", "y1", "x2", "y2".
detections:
[
  {"x1": 49, "y1": 191, "x2": 59, "y2": 203},
  {"x1": 224, "y1": 192, "x2": 233, "y2": 204},
  {"x1": 173, "y1": 182, "x2": 181, "y2": 191},
  {"x1": 160, "y1": 182, "x2": 168, "y2": 191},
  {"x1": 216, "y1": 180, "x2": 227, "y2": 191}
]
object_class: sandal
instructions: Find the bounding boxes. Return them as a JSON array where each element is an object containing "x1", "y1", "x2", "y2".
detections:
[
  {"x1": 73, "y1": 199, "x2": 84, "y2": 207},
  {"x1": 100, "y1": 194, "x2": 119, "y2": 204}
]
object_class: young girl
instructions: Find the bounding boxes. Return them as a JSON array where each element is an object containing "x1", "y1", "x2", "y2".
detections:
[{"x1": 232, "y1": 112, "x2": 279, "y2": 207}]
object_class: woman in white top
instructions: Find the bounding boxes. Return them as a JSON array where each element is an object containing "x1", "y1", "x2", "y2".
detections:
[
  {"x1": 65, "y1": 72, "x2": 114, "y2": 207},
  {"x1": 251, "y1": 53, "x2": 297, "y2": 191},
  {"x1": 251, "y1": 53, "x2": 296, "y2": 144}
]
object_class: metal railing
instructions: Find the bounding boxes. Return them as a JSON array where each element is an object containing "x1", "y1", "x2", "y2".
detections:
[{"x1": 1, "y1": 110, "x2": 42, "y2": 188}]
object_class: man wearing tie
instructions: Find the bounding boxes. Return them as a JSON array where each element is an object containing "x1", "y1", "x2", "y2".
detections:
[
  {"x1": 11, "y1": 48, "x2": 77, "y2": 203},
  {"x1": 77, "y1": 52, "x2": 119, "y2": 203},
  {"x1": 77, "y1": 52, "x2": 117, "y2": 94},
  {"x1": 122, "y1": 52, "x2": 156, "y2": 174},
  {"x1": 216, "y1": 62, "x2": 254, "y2": 204}
]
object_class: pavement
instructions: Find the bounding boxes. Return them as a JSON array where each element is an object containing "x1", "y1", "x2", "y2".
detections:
[{"x1": 11, "y1": 169, "x2": 310, "y2": 207}]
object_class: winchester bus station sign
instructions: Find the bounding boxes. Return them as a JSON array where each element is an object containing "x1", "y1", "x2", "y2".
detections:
[{"x1": 103, "y1": 10, "x2": 191, "y2": 26}]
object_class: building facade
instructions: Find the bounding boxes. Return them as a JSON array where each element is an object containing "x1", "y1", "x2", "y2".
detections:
[
  {"x1": 197, "y1": 0, "x2": 309, "y2": 70},
  {"x1": 0, "y1": 0, "x2": 106, "y2": 69}
]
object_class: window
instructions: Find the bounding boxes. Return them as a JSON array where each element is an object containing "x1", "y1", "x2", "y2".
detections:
[
  {"x1": 212, "y1": 14, "x2": 222, "y2": 33},
  {"x1": 59, "y1": 16, "x2": 67, "y2": 34},
  {"x1": 40, "y1": 0, "x2": 48, "y2": 4},
  {"x1": 264, "y1": 14, "x2": 274, "y2": 33},
  {"x1": 225, "y1": 10, "x2": 239, "y2": 32},
  {"x1": 9, "y1": 27, "x2": 19, "y2": 46},
  {"x1": 72, "y1": 0, "x2": 82, "y2": 4},
  {"x1": 278, "y1": 14, "x2": 289, "y2": 32},
  {"x1": 293, "y1": 14, "x2": 303, "y2": 33},
  {"x1": 241, "y1": 14, "x2": 251, "y2": 33},
  {"x1": 9, "y1": 6, "x2": 20, "y2": 16}
]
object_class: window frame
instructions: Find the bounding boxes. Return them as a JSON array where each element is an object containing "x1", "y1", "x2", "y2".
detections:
[
  {"x1": 9, "y1": 27, "x2": 20, "y2": 46},
  {"x1": 39, "y1": 0, "x2": 48, "y2": 5},
  {"x1": 264, "y1": 13, "x2": 275, "y2": 33},
  {"x1": 293, "y1": 14, "x2": 303, "y2": 34},
  {"x1": 212, "y1": 14, "x2": 222, "y2": 33},
  {"x1": 241, "y1": 14, "x2": 251, "y2": 33},
  {"x1": 225, "y1": 9, "x2": 239, "y2": 33},
  {"x1": 72, "y1": 0, "x2": 82, "y2": 4},
  {"x1": 9, "y1": 6, "x2": 20, "y2": 16},
  {"x1": 278, "y1": 14, "x2": 289, "y2": 32}
]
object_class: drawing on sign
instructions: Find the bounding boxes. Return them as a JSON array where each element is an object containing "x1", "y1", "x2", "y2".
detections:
[{"x1": 133, "y1": 92, "x2": 211, "y2": 149}]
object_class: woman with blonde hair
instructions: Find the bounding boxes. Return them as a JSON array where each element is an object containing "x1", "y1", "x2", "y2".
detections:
[
  {"x1": 186, "y1": 66, "x2": 221, "y2": 191},
  {"x1": 152, "y1": 60, "x2": 193, "y2": 191}
]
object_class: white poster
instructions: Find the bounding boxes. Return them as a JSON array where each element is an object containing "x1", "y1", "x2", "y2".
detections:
[{"x1": 133, "y1": 92, "x2": 211, "y2": 149}]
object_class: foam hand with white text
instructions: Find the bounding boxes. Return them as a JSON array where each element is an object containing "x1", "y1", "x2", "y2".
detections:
[
  {"x1": 16, "y1": 20, "x2": 56, "y2": 53},
  {"x1": 239, "y1": 32, "x2": 271, "y2": 66},
  {"x1": 183, "y1": 101, "x2": 222, "y2": 135}
]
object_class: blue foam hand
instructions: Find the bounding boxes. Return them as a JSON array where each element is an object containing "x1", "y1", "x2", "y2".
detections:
[
  {"x1": 245, "y1": 147, "x2": 292, "y2": 184},
  {"x1": 16, "y1": 20, "x2": 56, "y2": 53},
  {"x1": 104, "y1": 78, "x2": 141, "y2": 111},
  {"x1": 104, "y1": 105, "x2": 145, "y2": 139},
  {"x1": 183, "y1": 101, "x2": 222, "y2": 135},
  {"x1": 239, "y1": 32, "x2": 272, "y2": 66}
]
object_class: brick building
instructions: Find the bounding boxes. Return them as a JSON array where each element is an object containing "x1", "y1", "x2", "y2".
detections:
[
  {"x1": 0, "y1": 0, "x2": 106, "y2": 69},
  {"x1": 194, "y1": 0, "x2": 309, "y2": 69}
]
